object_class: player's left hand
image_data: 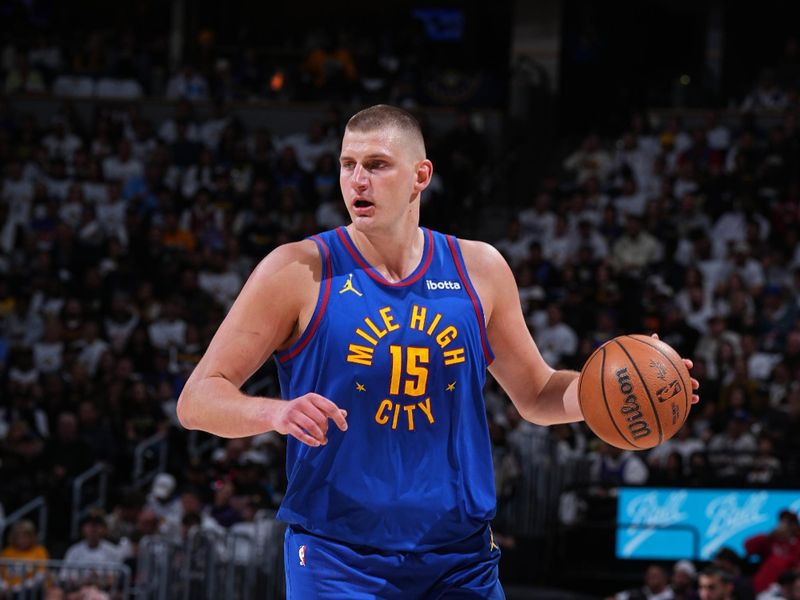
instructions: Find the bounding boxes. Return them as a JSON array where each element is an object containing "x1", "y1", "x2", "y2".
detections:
[{"x1": 652, "y1": 333, "x2": 699, "y2": 404}]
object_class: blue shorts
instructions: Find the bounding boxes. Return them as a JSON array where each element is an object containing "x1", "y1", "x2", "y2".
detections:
[{"x1": 284, "y1": 523, "x2": 505, "y2": 599}]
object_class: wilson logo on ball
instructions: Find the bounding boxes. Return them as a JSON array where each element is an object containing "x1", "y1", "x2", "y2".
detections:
[{"x1": 615, "y1": 367, "x2": 652, "y2": 440}]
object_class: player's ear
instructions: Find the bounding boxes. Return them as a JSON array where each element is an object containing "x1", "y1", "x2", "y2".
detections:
[{"x1": 414, "y1": 159, "x2": 433, "y2": 193}]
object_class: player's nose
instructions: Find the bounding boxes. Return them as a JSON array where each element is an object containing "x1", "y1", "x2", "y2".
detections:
[{"x1": 351, "y1": 163, "x2": 368, "y2": 188}]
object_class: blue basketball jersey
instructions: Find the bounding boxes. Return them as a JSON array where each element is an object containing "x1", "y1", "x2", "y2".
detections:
[{"x1": 274, "y1": 226, "x2": 496, "y2": 552}]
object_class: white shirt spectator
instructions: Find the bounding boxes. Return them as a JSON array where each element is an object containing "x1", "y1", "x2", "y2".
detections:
[
  {"x1": 315, "y1": 201, "x2": 347, "y2": 230},
  {"x1": 62, "y1": 540, "x2": 123, "y2": 568},
  {"x1": 724, "y1": 252, "x2": 765, "y2": 291},
  {"x1": 747, "y1": 351, "x2": 782, "y2": 382},
  {"x1": 96, "y1": 196, "x2": 128, "y2": 244},
  {"x1": 537, "y1": 322, "x2": 578, "y2": 366},
  {"x1": 519, "y1": 205, "x2": 556, "y2": 240},
  {"x1": 52, "y1": 74, "x2": 95, "y2": 98},
  {"x1": 570, "y1": 227, "x2": 608, "y2": 261},
  {"x1": 277, "y1": 131, "x2": 339, "y2": 173},
  {"x1": 82, "y1": 181, "x2": 109, "y2": 204},
  {"x1": 615, "y1": 192, "x2": 648, "y2": 219},
  {"x1": 42, "y1": 130, "x2": 82, "y2": 162},
  {"x1": 58, "y1": 198, "x2": 84, "y2": 230},
  {"x1": 158, "y1": 119, "x2": 201, "y2": 144},
  {"x1": 102, "y1": 154, "x2": 143, "y2": 185},
  {"x1": 148, "y1": 317, "x2": 187, "y2": 350},
  {"x1": 165, "y1": 68, "x2": 209, "y2": 101},
  {"x1": 544, "y1": 231, "x2": 574, "y2": 269},
  {"x1": 77, "y1": 338, "x2": 110, "y2": 377},
  {"x1": 673, "y1": 176, "x2": 699, "y2": 200},
  {"x1": 32, "y1": 340, "x2": 63, "y2": 374},
  {"x1": 590, "y1": 450, "x2": 649, "y2": 485},
  {"x1": 95, "y1": 78, "x2": 143, "y2": 99},
  {"x1": 104, "y1": 313, "x2": 139, "y2": 353},
  {"x1": 563, "y1": 138, "x2": 612, "y2": 184},
  {"x1": 536, "y1": 306, "x2": 578, "y2": 366},
  {"x1": 707, "y1": 125, "x2": 731, "y2": 150},
  {"x1": 614, "y1": 136, "x2": 655, "y2": 189},
  {"x1": 741, "y1": 82, "x2": 789, "y2": 112},
  {"x1": 44, "y1": 175, "x2": 70, "y2": 201},
  {"x1": 197, "y1": 269, "x2": 243, "y2": 310},
  {"x1": 199, "y1": 115, "x2": 230, "y2": 150},
  {"x1": 1, "y1": 175, "x2": 34, "y2": 251},
  {"x1": 1, "y1": 176, "x2": 34, "y2": 206},
  {"x1": 611, "y1": 228, "x2": 662, "y2": 273}
]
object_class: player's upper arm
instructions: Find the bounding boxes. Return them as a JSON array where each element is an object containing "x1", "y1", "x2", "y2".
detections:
[
  {"x1": 459, "y1": 239, "x2": 555, "y2": 419},
  {"x1": 187, "y1": 240, "x2": 321, "y2": 389}
]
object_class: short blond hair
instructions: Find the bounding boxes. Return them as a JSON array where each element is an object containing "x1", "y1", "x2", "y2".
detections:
[{"x1": 346, "y1": 104, "x2": 426, "y2": 157}]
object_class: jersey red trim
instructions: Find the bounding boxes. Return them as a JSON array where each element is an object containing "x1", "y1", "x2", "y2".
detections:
[
  {"x1": 277, "y1": 236, "x2": 331, "y2": 364},
  {"x1": 446, "y1": 236, "x2": 494, "y2": 364},
  {"x1": 336, "y1": 227, "x2": 434, "y2": 287}
]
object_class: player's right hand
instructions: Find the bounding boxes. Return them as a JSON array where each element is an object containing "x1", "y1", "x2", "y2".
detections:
[{"x1": 274, "y1": 393, "x2": 348, "y2": 447}]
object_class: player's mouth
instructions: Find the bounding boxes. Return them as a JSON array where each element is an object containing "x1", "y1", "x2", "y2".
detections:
[{"x1": 352, "y1": 198, "x2": 374, "y2": 214}]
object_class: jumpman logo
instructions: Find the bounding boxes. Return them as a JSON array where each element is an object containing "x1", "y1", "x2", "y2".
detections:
[
  {"x1": 339, "y1": 273, "x2": 363, "y2": 296},
  {"x1": 489, "y1": 530, "x2": 499, "y2": 552}
]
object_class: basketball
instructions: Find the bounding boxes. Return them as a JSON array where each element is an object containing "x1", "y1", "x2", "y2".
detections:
[{"x1": 578, "y1": 334, "x2": 692, "y2": 451}]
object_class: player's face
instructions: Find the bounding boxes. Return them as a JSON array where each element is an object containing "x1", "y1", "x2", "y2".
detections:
[{"x1": 339, "y1": 127, "x2": 431, "y2": 233}]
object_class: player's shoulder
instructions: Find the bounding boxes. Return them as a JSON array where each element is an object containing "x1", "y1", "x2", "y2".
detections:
[
  {"x1": 452, "y1": 237, "x2": 510, "y2": 278},
  {"x1": 250, "y1": 239, "x2": 322, "y2": 286}
]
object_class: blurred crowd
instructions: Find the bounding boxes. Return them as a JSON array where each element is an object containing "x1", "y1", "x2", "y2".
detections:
[
  {"x1": 0, "y1": 19, "x2": 493, "y2": 108},
  {"x1": 488, "y1": 100, "x2": 800, "y2": 491}
]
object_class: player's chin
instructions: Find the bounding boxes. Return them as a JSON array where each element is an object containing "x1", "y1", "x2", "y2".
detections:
[{"x1": 350, "y1": 214, "x2": 378, "y2": 230}]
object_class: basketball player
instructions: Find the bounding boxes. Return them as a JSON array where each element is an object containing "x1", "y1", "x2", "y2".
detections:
[{"x1": 177, "y1": 105, "x2": 699, "y2": 598}]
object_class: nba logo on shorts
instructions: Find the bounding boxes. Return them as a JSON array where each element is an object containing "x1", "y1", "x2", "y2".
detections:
[{"x1": 298, "y1": 545, "x2": 307, "y2": 566}]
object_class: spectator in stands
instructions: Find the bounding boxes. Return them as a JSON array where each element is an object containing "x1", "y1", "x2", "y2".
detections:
[
  {"x1": 563, "y1": 133, "x2": 612, "y2": 184},
  {"x1": 102, "y1": 139, "x2": 143, "y2": 185},
  {"x1": 4, "y1": 54, "x2": 46, "y2": 94},
  {"x1": 671, "y1": 560, "x2": 699, "y2": 600},
  {"x1": 45, "y1": 411, "x2": 95, "y2": 479},
  {"x1": 161, "y1": 486, "x2": 222, "y2": 542},
  {"x1": 607, "y1": 563, "x2": 674, "y2": 600},
  {"x1": 611, "y1": 215, "x2": 662, "y2": 275},
  {"x1": 707, "y1": 410, "x2": 758, "y2": 480},
  {"x1": 745, "y1": 510, "x2": 800, "y2": 594},
  {"x1": 711, "y1": 547, "x2": 755, "y2": 600},
  {"x1": 741, "y1": 71, "x2": 789, "y2": 112},
  {"x1": 209, "y1": 478, "x2": 241, "y2": 528},
  {"x1": 165, "y1": 64, "x2": 209, "y2": 102},
  {"x1": 278, "y1": 121, "x2": 338, "y2": 173},
  {"x1": 301, "y1": 32, "x2": 358, "y2": 99},
  {"x1": 698, "y1": 567, "x2": 735, "y2": 600},
  {"x1": 145, "y1": 472, "x2": 179, "y2": 522},
  {"x1": 535, "y1": 304, "x2": 579, "y2": 368},
  {"x1": 590, "y1": 442, "x2": 649, "y2": 491},
  {"x1": 757, "y1": 570, "x2": 799, "y2": 600},
  {"x1": 0, "y1": 520, "x2": 49, "y2": 588},
  {"x1": 105, "y1": 491, "x2": 145, "y2": 544},
  {"x1": 62, "y1": 513, "x2": 123, "y2": 568}
]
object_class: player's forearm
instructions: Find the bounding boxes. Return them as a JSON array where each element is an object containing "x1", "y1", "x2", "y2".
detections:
[
  {"x1": 177, "y1": 375, "x2": 283, "y2": 438},
  {"x1": 525, "y1": 370, "x2": 582, "y2": 425}
]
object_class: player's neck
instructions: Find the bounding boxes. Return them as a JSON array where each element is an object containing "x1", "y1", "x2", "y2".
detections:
[{"x1": 346, "y1": 223, "x2": 424, "y2": 283}]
